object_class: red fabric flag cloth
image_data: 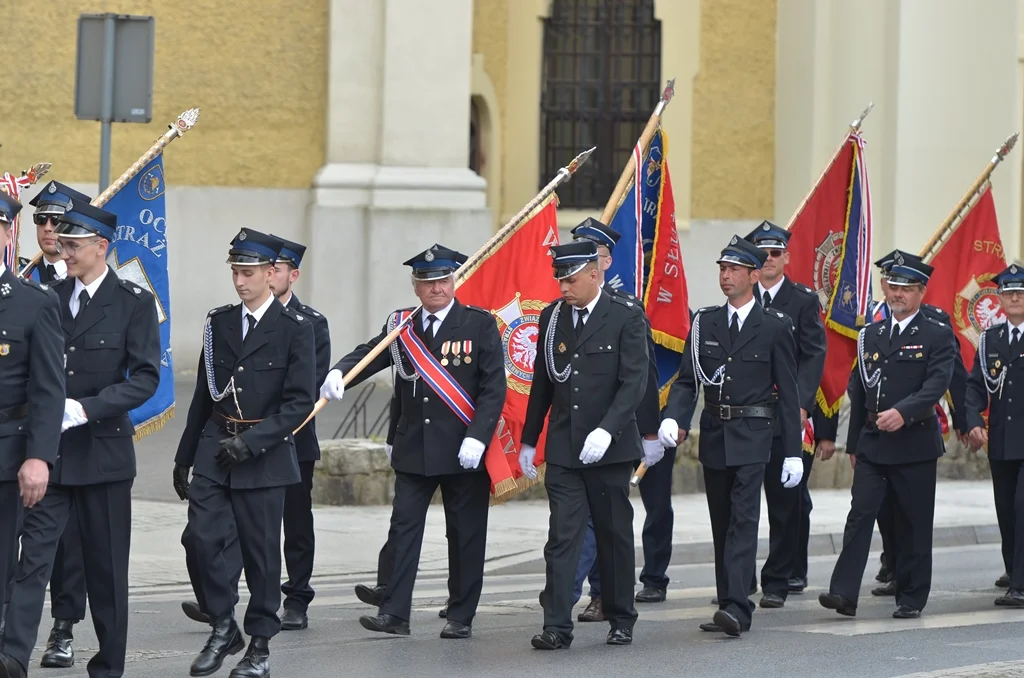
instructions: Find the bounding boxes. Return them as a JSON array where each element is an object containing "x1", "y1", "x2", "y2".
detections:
[
  {"x1": 922, "y1": 187, "x2": 1006, "y2": 368},
  {"x1": 456, "y1": 195, "x2": 561, "y2": 502},
  {"x1": 785, "y1": 138, "x2": 865, "y2": 416}
]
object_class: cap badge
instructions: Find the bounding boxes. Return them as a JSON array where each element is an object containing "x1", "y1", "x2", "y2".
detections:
[
  {"x1": 895, "y1": 252, "x2": 904, "y2": 265},
  {"x1": 238, "y1": 230, "x2": 247, "y2": 241},
  {"x1": 730, "y1": 236, "x2": 738, "y2": 245},
  {"x1": 1013, "y1": 265, "x2": 1019, "y2": 274},
  {"x1": 424, "y1": 250, "x2": 435, "y2": 262},
  {"x1": 47, "y1": 183, "x2": 56, "y2": 194},
  {"x1": 762, "y1": 223, "x2": 770, "y2": 231}
]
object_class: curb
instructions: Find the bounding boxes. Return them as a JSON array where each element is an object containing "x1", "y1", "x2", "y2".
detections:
[{"x1": 488, "y1": 523, "x2": 1001, "y2": 575}]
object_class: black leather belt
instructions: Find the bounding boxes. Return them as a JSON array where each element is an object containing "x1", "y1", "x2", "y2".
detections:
[
  {"x1": 705, "y1": 403, "x2": 774, "y2": 420},
  {"x1": 0, "y1": 404, "x2": 28, "y2": 424},
  {"x1": 210, "y1": 411, "x2": 263, "y2": 436}
]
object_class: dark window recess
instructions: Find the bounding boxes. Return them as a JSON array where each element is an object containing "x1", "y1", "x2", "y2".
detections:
[{"x1": 540, "y1": 0, "x2": 661, "y2": 209}]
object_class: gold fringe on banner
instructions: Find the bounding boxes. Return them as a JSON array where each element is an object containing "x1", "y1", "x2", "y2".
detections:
[
  {"x1": 131, "y1": 405, "x2": 175, "y2": 442},
  {"x1": 490, "y1": 462, "x2": 548, "y2": 507}
]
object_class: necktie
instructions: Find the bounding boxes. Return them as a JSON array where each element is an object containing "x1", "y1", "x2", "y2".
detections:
[
  {"x1": 762, "y1": 290, "x2": 771, "y2": 308},
  {"x1": 891, "y1": 322, "x2": 901, "y2": 340},
  {"x1": 45, "y1": 264, "x2": 56, "y2": 280},
  {"x1": 425, "y1": 314, "x2": 438, "y2": 337},
  {"x1": 244, "y1": 313, "x2": 256, "y2": 340},
  {"x1": 75, "y1": 289, "x2": 90, "y2": 318},
  {"x1": 575, "y1": 308, "x2": 589, "y2": 338},
  {"x1": 729, "y1": 312, "x2": 740, "y2": 341},
  {"x1": 1013, "y1": 328, "x2": 1020, "y2": 352}
]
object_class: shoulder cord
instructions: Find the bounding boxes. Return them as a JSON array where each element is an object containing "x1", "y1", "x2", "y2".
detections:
[
  {"x1": 691, "y1": 312, "x2": 725, "y2": 392},
  {"x1": 388, "y1": 311, "x2": 419, "y2": 382},
  {"x1": 857, "y1": 327, "x2": 883, "y2": 391},
  {"x1": 545, "y1": 301, "x2": 572, "y2": 383},
  {"x1": 203, "y1": 316, "x2": 243, "y2": 417},
  {"x1": 978, "y1": 330, "x2": 1006, "y2": 398}
]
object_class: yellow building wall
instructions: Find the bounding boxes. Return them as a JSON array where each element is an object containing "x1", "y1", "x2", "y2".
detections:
[
  {"x1": 691, "y1": 0, "x2": 777, "y2": 220},
  {"x1": 472, "y1": 0, "x2": 509, "y2": 165},
  {"x1": 0, "y1": 0, "x2": 327, "y2": 190}
]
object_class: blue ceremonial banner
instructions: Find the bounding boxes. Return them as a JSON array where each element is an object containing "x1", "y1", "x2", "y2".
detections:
[
  {"x1": 607, "y1": 143, "x2": 647, "y2": 298},
  {"x1": 105, "y1": 154, "x2": 174, "y2": 438}
]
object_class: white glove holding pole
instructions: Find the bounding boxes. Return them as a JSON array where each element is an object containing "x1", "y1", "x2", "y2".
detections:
[
  {"x1": 319, "y1": 369, "x2": 345, "y2": 401},
  {"x1": 580, "y1": 428, "x2": 611, "y2": 464},
  {"x1": 384, "y1": 444, "x2": 393, "y2": 462},
  {"x1": 642, "y1": 439, "x2": 665, "y2": 467},
  {"x1": 62, "y1": 399, "x2": 88, "y2": 432},
  {"x1": 658, "y1": 418, "x2": 679, "y2": 448},
  {"x1": 458, "y1": 437, "x2": 486, "y2": 470},
  {"x1": 519, "y1": 444, "x2": 537, "y2": 479},
  {"x1": 781, "y1": 457, "x2": 804, "y2": 488}
]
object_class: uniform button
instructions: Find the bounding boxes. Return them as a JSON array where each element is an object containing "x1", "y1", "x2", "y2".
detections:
[
  {"x1": 116, "y1": 428, "x2": 120, "y2": 432},
  {"x1": 69, "y1": 346, "x2": 75, "y2": 352},
  {"x1": 573, "y1": 405, "x2": 578, "y2": 410},
  {"x1": 237, "y1": 366, "x2": 244, "y2": 372},
  {"x1": 574, "y1": 387, "x2": 579, "y2": 392},
  {"x1": 883, "y1": 377, "x2": 887, "y2": 381},
  {"x1": 425, "y1": 418, "x2": 431, "y2": 424},
  {"x1": 725, "y1": 396, "x2": 731, "y2": 401},
  {"x1": 423, "y1": 397, "x2": 429, "y2": 403},
  {"x1": 573, "y1": 353, "x2": 579, "y2": 358},
  {"x1": 1009, "y1": 416, "x2": 1013, "y2": 421},
  {"x1": 236, "y1": 387, "x2": 243, "y2": 393},
  {"x1": 261, "y1": 449, "x2": 266, "y2": 453},
  {"x1": 573, "y1": 370, "x2": 579, "y2": 375},
  {"x1": 727, "y1": 357, "x2": 733, "y2": 362},
  {"x1": 884, "y1": 360, "x2": 889, "y2": 364},
  {"x1": 99, "y1": 339, "x2": 105, "y2": 345},
  {"x1": 1010, "y1": 381, "x2": 1014, "y2": 386},
  {"x1": 68, "y1": 370, "x2": 74, "y2": 376},
  {"x1": 726, "y1": 376, "x2": 732, "y2": 381},
  {"x1": 17, "y1": 426, "x2": 22, "y2": 431}
]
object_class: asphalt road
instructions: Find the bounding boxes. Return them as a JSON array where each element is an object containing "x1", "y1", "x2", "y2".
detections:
[
  {"x1": 30, "y1": 544, "x2": 1024, "y2": 678},
  {"x1": 133, "y1": 375, "x2": 393, "y2": 502}
]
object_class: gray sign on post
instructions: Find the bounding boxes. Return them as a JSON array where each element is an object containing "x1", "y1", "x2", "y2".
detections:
[{"x1": 74, "y1": 13, "x2": 155, "y2": 191}]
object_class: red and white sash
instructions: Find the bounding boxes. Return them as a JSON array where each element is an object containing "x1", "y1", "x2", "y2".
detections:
[{"x1": 394, "y1": 310, "x2": 476, "y2": 426}]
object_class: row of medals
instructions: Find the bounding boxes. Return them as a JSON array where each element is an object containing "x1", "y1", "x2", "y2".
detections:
[{"x1": 440, "y1": 340, "x2": 473, "y2": 366}]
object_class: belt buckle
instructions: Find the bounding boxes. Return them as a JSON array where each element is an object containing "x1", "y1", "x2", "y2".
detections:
[
  {"x1": 719, "y1": 404, "x2": 732, "y2": 420},
  {"x1": 226, "y1": 418, "x2": 241, "y2": 436}
]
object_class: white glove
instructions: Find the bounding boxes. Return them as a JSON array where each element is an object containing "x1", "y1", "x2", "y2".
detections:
[
  {"x1": 384, "y1": 444, "x2": 393, "y2": 462},
  {"x1": 319, "y1": 369, "x2": 345, "y2": 401},
  {"x1": 781, "y1": 457, "x2": 804, "y2": 488},
  {"x1": 458, "y1": 437, "x2": 486, "y2": 470},
  {"x1": 580, "y1": 428, "x2": 611, "y2": 464},
  {"x1": 519, "y1": 444, "x2": 537, "y2": 479},
  {"x1": 61, "y1": 399, "x2": 88, "y2": 432},
  {"x1": 658, "y1": 419, "x2": 679, "y2": 448},
  {"x1": 642, "y1": 439, "x2": 665, "y2": 467}
]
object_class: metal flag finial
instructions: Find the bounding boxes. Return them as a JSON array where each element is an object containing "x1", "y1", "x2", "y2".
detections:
[
  {"x1": 172, "y1": 108, "x2": 201, "y2": 137},
  {"x1": 851, "y1": 102, "x2": 875, "y2": 132},
  {"x1": 996, "y1": 132, "x2": 1019, "y2": 162},
  {"x1": 566, "y1": 146, "x2": 596, "y2": 177}
]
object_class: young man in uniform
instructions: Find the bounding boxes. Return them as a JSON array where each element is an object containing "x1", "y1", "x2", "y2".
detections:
[
  {"x1": 659, "y1": 235, "x2": 802, "y2": 637},
  {"x1": 174, "y1": 228, "x2": 315, "y2": 678}
]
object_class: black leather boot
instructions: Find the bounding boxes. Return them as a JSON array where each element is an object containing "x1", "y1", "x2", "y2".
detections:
[
  {"x1": 190, "y1": 618, "x2": 245, "y2": 677},
  {"x1": 228, "y1": 637, "x2": 270, "y2": 678},
  {"x1": 39, "y1": 620, "x2": 75, "y2": 668}
]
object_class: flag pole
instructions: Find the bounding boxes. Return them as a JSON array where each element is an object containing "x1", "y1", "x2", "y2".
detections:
[
  {"x1": 783, "y1": 102, "x2": 874, "y2": 231},
  {"x1": 292, "y1": 145, "x2": 597, "y2": 435},
  {"x1": 17, "y1": 108, "x2": 201, "y2": 278},
  {"x1": 599, "y1": 79, "x2": 675, "y2": 224},
  {"x1": 919, "y1": 132, "x2": 1019, "y2": 264}
]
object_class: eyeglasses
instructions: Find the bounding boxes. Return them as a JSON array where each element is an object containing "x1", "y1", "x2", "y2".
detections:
[
  {"x1": 58, "y1": 239, "x2": 101, "y2": 256},
  {"x1": 33, "y1": 214, "x2": 60, "y2": 226}
]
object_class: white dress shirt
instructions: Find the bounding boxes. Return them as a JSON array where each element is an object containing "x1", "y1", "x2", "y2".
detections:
[
  {"x1": 241, "y1": 293, "x2": 276, "y2": 339},
  {"x1": 43, "y1": 257, "x2": 67, "y2": 281},
  {"x1": 890, "y1": 310, "x2": 919, "y2": 338},
  {"x1": 70, "y1": 266, "x2": 110, "y2": 318},
  {"x1": 757, "y1": 276, "x2": 786, "y2": 305},
  {"x1": 573, "y1": 290, "x2": 602, "y2": 327},
  {"x1": 727, "y1": 296, "x2": 757, "y2": 331},
  {"x1": 422, "y1": 298, "x2": 455, "y2": 336}
]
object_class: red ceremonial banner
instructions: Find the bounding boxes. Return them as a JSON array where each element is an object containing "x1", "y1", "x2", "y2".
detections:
[
  {"x1": 922, "y1": 187, "x2": 1006, "y2": 368},
  {"x1": 643, "y1": 145, "x2": 689, "y2": 352},
  {"x1": 457, "y1": 196, "x2": 561, "y2": 501}
]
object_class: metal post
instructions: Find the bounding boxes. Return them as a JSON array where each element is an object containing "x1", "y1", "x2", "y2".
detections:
[{"x1": 99, "y1": 14, "x2": 116, "y2": 192}]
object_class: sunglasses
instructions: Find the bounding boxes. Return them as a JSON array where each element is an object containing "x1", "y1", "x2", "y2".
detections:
[
  {"x1": 33, "y1": 214, "x2": 60, "y2": 226},
  {"x1": 765, "y1": 249, "x2": 785, "y2": 258}
]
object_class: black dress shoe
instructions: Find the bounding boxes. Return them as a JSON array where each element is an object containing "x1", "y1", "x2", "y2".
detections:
[
  {"x1": 876, "y1": 563, "x2": 890, "y2": 583},
  {"x1": 996, "y1": 573, "x2": 1011, "y2": 588},
  {"x1": 0, "y1": 653, "x2": 27, "y2": 678},
  {"x1": 871, "y1": 580, "x2": 896, "y2": 597},
  {"x1": 354, "y1": 584, "x2": 386, "y2": 607},
  {"x1": 635, "y1": 586, "x2": 666, "y2": 603},
  {"x1": 440, "y1": 621, "x2": 471, "y2": 639},
  {"x1": 228, "y1": 636, "x2": 270, "y2": 678},
  {"x1": 788, "y1": 577, "x2": 807, "y2": 593},
  {"x1": 182, "y1": 601, "x2": 211, "y2": 624},
  {"x1": 190, "y1": 618, "x2": 245, "y2": 677},
  {"x1": 531, "y1": 630, "x2": 568, "y2": 650},
  {"x1": 39, "y1": 619, "x2": 76, "y2": 668},
  {"x1": 818, "y1": 592, "x2": 857, "y2": 617},
  {"x1": 712, "y1": 610, "x2": 741, "y2": 637},
  {"x1": 893, "y1": 605, "x2": 921, "y2": 619},
  {"x1": 359, "y1": 613, "x2": 410, "y2": 636},
  {"x1": 438, "y1": 598, "x2": 450, "y2": 619},
  {"x1": 698, "y1": 622, "x2": 721, "y2": 632},
  {"x1": 759, "y1": 593, "x2": 785, "y2": 608},
  {"x1": 995, "y1": 589, "x2": 1024, "y2": 607},
  {"x1": 606, "y1": 628, "x2": 632, "y2": 645},
  {"x1": 280, "y1": 608, "x2": 308, "y2": 631}
]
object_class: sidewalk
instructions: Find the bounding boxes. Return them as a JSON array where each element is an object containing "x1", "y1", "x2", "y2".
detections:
[{"x1": 128, "y1": 480, "x2": 1000, "y2": 590}]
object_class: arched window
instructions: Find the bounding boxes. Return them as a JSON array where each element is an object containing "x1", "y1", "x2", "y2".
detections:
[
  {"x1": 470, "y1": 98, "x2": 482, "y2": 176},
  {"x1": 540, "y1": 0, "x2": 662, "y2": 209}
]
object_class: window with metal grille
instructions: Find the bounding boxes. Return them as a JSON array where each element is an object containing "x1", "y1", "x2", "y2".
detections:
[{"x1": 540, "y1": 0, "x2": 662, "y2": 209}]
